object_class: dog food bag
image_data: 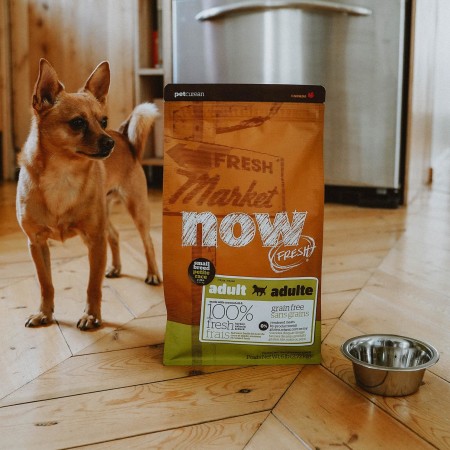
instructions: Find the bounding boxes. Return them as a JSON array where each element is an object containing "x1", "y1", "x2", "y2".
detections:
[{"x1": 163, "y1": 84, "x2": 325, "y2": 365}]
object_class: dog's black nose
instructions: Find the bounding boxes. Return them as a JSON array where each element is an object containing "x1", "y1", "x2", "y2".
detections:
[{"x1": 98, "y1": 135, "x2": 115, "y2": 154}]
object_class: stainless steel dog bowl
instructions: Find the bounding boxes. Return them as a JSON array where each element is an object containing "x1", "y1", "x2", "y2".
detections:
[{"x1": 341, "y1": 334, "x2": 439, "y2": 396}]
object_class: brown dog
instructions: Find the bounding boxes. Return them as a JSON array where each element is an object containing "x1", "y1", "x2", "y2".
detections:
[{"x1": 16, "y1": 59, "x2": 161, "y2": 330}]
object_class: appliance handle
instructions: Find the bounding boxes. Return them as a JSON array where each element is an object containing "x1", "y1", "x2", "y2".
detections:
[{"x1": 196, "y1": 0, "x2": 372, "y2": 21}]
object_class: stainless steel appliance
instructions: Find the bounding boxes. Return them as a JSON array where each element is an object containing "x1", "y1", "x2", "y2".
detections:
[{"x1": 172, "y1": 0, "x2": 411, "y2": 207}]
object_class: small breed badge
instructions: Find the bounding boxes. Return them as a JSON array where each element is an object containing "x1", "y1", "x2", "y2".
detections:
[{"x1": 16, "y1": 59, "x2": 161, "y2": 330}]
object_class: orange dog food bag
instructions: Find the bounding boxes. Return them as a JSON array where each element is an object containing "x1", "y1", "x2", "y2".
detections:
[{"x1": 163, "y1": 84, "x2": 325, "y2": 365}]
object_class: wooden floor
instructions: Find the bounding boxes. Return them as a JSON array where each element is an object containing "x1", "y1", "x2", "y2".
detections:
[{"x1": 0, "y1": 155, "x2": 449, "y2": 449}]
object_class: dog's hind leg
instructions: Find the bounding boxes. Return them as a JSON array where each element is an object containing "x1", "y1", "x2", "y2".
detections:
[
  {"x1": 105, "y1": 219, "x2": 121, "y2": 278},
  {"x1": 26, "y1": 239, "x2": 54, "y2": 327},
  {"x1": 123, "y1": 192, "x2": 161, "y2": 285},
  {"x1": 105, "y1": 195, "x2": 121, "y2": 279}
]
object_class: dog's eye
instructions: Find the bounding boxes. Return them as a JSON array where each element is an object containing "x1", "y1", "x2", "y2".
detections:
[
  {"x1": 69, "y1": 117, "x2": 87, "y2": 131},
  {"x1": 100, "y1": 117, "x2": 108, "y2": 129}
]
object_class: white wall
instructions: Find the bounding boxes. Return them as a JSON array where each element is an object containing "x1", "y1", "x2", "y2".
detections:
[{"x1": 431, "y1": 0, "x2": 450, "y2": 165}]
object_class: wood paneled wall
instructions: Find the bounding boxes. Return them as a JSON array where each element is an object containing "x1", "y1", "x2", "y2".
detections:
[
  {"x1": 1, "y1": 0, "x2": 15, "y2": 180},
  {"x1": 0, "y1": 0, "x2": 8, "y2": 135},
  {"x1": 2, "y1": 0, "x2": 442, "y2": 201},
  {"x1": 404, "y1": 0, "x2": 437, "y2": 203},
  {"x1": 9, "y1": 0, "x2": 136, "y2": 162}
]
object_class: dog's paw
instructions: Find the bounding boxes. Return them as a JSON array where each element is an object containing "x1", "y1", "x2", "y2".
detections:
[
  {"x1": 77, "y1": 314, "x2": 102, "y2": 331},
  {"x1": 25, "y1": 312, "x2": 52, "y2": 327},
  {"x1": 105, "y1": 266, "x2": 121, "y2": 278},
  {"x1": 145, "y1": 274, "x2": 161, "y2": 286}
]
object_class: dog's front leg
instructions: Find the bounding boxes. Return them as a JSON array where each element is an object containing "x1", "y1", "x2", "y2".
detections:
[
  {"x1": 26, "y1": 239, "x2": 54, "y2": 327},
  {"x1": 77, "y1": 233, "x2": 107, "y2": 330}
]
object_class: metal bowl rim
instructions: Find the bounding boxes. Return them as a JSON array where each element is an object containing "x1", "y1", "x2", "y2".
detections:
[{"x1": 340, "y1": 334, "x2": 440, "y2": 372}]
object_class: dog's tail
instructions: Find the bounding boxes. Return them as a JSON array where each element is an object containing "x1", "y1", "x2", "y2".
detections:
[{"x1": 119, "y1": 103, "x2": 159, "y2": 161}]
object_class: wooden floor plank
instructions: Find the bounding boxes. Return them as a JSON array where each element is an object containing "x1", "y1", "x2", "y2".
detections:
[
  {"x1": 321, "y1": 319, "x2": 337, "y2": 342},
  {"x1": 273, "y1": 365, "x2": 436, "y2": 450},
  {"x1": 76, "y1": 412, "x2": 268, "y2": 450},
  {"x1": 0, "y1": 232, "x2": 36, "y2": 264},
  {"x1": 23, "y1": 247, "x2": 164, "y2": 356},
  {"x1": 0, "y1": 345, "x2": 237, "y2": 407},
  {"x1": 44, "y1": 259, "x2": 136, "y2": 356},
  {"x1": 122, "y1": 227, "x2": 163, "y2": 263},
  {"x1": 75, "y1": 315, "x2": 166, "y2": 355},
  {"x1": 103, "y1": 246, "x2": 166, "y2": 319},
  {"x1": 380, "y1": 239, "x2": 450, "y2": 296},
  {"x1": 323, "y1": 229, "x2": 403, "y2": 257},
  {"x1": 0, "y1": 366, "x2": 300, "y2": 450},
  {"x1": 245, "y1": 413, "x2": 309, "y2": 449},
  {"x1": 1, "y1": 166, "x2": 450, "y2": 450},
  {"x1": 341, "y1": 273, "x2": 449, "y2": 380},
  {"x1": 404, "y1": 220, "x2": 450, "y2": 253},
  {"x1": 0, "y1": 277, "x2": 72, "y2": 400},
  {"x1": 322, "y1": 269, "x2": 374, "y2": 295},
  {"x1": 322, "y1": 250, "x2": 387, "y2": 274},
  {"x1": 324, "y1": 205, "x2": 406, "y2": 232},
  {"x1": 322, "y1": 320, "x2": 450, "y2": 450},
  {"x1": 322, "y1": 290, "x2": 358, "y2": 320}
]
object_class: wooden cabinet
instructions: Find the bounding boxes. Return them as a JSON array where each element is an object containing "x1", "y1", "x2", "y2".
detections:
[{"x1": 133, "y1": 0, "x2": 172, "y2": 169}]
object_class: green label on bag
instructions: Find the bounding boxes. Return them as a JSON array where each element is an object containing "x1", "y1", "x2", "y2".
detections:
[{"x1": 199, "y1": 275, "x2": 317, "y2": 346}]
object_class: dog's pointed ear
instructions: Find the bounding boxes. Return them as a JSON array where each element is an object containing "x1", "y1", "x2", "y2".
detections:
[
  {"x1": 83, "y1": 61, "x2": 110, "y2": 104},
  {"x1": 32, "y1": 59, "x2": 65, "y2": 112}
]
